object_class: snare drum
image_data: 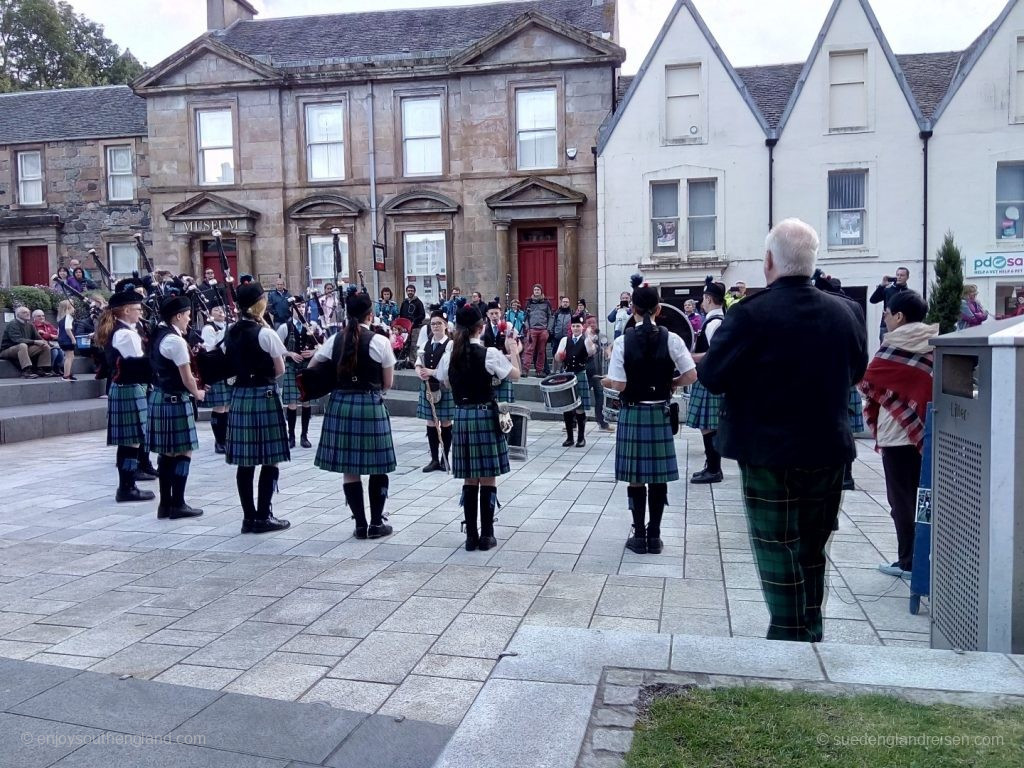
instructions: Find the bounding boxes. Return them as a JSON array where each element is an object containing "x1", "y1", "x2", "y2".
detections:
[
  {"x1": 602, "y1": 387, "x2": 621, "y2": 423},
  {"x1": 539, "y1": 373, "x2": 581, "y2": 413}
]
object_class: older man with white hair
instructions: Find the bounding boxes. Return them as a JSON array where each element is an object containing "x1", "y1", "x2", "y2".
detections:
[
  {"x1": 1, "y1": 306, "x2": 54, "y2": 378},
  {"x1": 697, "y1": 218, "x2": 867, "y2": 643}
]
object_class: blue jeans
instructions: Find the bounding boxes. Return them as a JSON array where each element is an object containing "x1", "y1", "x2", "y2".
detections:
[{"x1": 50, "y1": 346, "x2": 65, "y2": 370}]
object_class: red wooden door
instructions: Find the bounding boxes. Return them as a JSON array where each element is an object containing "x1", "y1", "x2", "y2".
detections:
[
  {"x1": 19, "y1": 245, "x2": 50, "y2": 286},
  {"x1": 517, "y1": 242, "x2": 558, "y2": 304},
  {"x1": 201, "y1": 239, "x2": 238, "y2": 280}
]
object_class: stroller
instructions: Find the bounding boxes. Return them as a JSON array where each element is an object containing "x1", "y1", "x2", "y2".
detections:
[{"x1": 390, "y1": 317, "x2": 415, "y2": 369}]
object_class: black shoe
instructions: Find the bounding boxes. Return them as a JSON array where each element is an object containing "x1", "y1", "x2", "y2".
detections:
[
  {"x1": 300, "y1": 435, "x2": 312, "y2": 449},
  {"x1": 422, "y1": 460, "x2": 442, "y2": 473},
  {"x1": 215, "y1": 443, "x2": 226, "y2": 455},
  {"x1": 116, "y1": 487, "x2": 155, "y2": 503},
  {"x1": 625, "y1": 531, "x2": 648, "y2": 554},
  {"x1": 367, "y1": 523, "x2": 393, "y2": 538},
  {"x1": 691, "y1": 465, "x2": 708, "y2": 480},
  {"x1": 575, "y1": 435, "x2": 586, "y2": 448},
  {"x1": 841, "y1": 476, "x2": 855, "y2": 491},
  {"x1": 647, "y1": 537, "x2": 663, "y2": 554},
  {"x1": 465, "y1": 535, "x2": 479, "y2": 551},
  {"x1": 247, "y1": 515, "x2": 291, "y2": 533},
  {"x1": 21, "y1": 371, "x2": 38, "y2": 379},
  {"x1": 562, "y1": 437, "x2": 574, "y2": 447},
  {"x1": 241, "y1": 519, "x2": 254, "y2": 533},
  {"x1": 134, "y1": 469, "x2": 157, "y2": 482},
  {"x1": 478, "y1": 535, "x2": 497, "y2": 551},
  {"x1": 288, "y1": 434, "x2": 296, "y2": 449},
  {"x1": 690, "y1": 469, "x2": 723, "y2": 484},
  {"x1": 166, "y1": 504, "x2": 203, "y2": 519},
  {"x1": 353, "y1": 526, "x2": 368, "y2": 540}
]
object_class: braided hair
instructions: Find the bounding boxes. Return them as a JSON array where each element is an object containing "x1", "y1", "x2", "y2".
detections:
[{"x1": 336, "y1": 285, "x2": 371, "y2": 380}]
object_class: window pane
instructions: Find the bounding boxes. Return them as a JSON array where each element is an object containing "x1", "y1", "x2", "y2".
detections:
[
  {"x1": 828, "y1": 171, "x2": 865, "y2": 209},
  {"x1": 108, "y1": 146, "x2": 132, "y2": 173},
  {"x1": 405, "y1": 136, "x2": 441, "y2": 175},
  {"x1": 652, "y1": 184, "x2": 678, "y2": 218},
  {"x1": 20, "y1": 179, "x2": 42, "y2": 205},
  {"x1": 827, "y1": 210, "x2": 864, "y2": 246},
  {"x1": 688, "y1": 180, "x2": 715, "y2": 216},
  {"x1": 829, "y1": 81, "x2": 867, "y2": 129},
  {"x1": 198, "y1": 110, "x2": 232, "y2": 148},
  {"x1": 309, "y1": 235, "x2": 347, "y2": 280},
  {"x1": 516, "y1": 89, "x2": 556, "y2": 130},
  {"x1": 18, "y1": 151, "x2": 41, "y2": 178},
  {"x1": 997, "y1": 205, "x2": 1024, "y2": 239},
  {"x1": 518, "y1": 130, "x2": 557, "y2": 170},
  {"x1": 403, "y1": 98, "x2": 440, "y2": 139},
  {"x1": 309, "y1": 142, "x2": 344, "y2": 180},
  {"x1": 666, "y1": 65, "x2": 699, "y2": 97},
  {"x1": 109, "y1": 244, "x2": 138, "y2": 275},
  {"x1": 667, "y1": 94, "x2": 701, "y2": 138},
  {"x1": 689, "y1": 219, "x2": 715, "y2": 252},
  {"x1": 306, "y1": 104, "x2": 343, "y2": 144},
  {"x1": 652, "y1": 219, "x2": 678, "y2": 250},
  {"x1": 109, "y1": 174, "x2": 134, "y2": 200},
  {"x1": 404, "y1": 232, "x2": 446, "y2": 304},
  {"x1": 996, "y1": 165, "x2": 1024, "y2": 200},
  {"x1": 201, "y1": 148, "x2": 234, "y2": 184},
  {"x1": 830, "y1": 52, "x2": 865, "y2": 84}
]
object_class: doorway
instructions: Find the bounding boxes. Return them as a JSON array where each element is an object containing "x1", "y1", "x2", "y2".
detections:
[
  {"x1": 19, "y1": 245, "x2": 50, "y2": 286},
  {"x1": 516, "y1": 228, "x2": 557, "y2": 304},
  {"x1": 201, "y1": 239, "x2": 238, "y2": 280}
]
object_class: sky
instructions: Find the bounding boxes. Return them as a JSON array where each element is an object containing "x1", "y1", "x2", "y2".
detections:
[{"x1": 68, "y1": 0, "x2": 1010, "y2": 73}]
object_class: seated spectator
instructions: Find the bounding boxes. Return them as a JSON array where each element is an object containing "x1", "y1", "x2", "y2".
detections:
[
  {"x1": 1, "y1": 306, "x2": 54, "y2": 377},
  {"x1": 53, "y1": 266, "x2": 71, "y2": 289},
  {"x1": 31, "y1": 309, "x2": 64, "y2": 373}
]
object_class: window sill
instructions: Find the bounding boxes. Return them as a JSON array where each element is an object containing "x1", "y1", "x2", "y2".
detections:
[
  {"x1": 822, "y1": 248, "x2": 875, "y2": 259},
  {"x1": 517, "y1": 165, "x2": 560, "y2": 173},
  {"x1": 12, "y1": 203, "x2": 47, "y2": 209},
  {"x1": 198, "y1": 182, "x2": 237, "y2": 189},
  {"x1": 826, "y1": 127, "x2": 872, "y2": 135},
  {"x1": 106, "y1": 198, "x2": 138, "y2": 205},
  {"x1": 991, "y1": 239, "x2": 1024, "y2": 250},
  {"x1": 662, "y1": 136, "x2": 706, "y2": 146},
  {"x1": 306, "y1": 177, "x2": 348, "y2": 185}
]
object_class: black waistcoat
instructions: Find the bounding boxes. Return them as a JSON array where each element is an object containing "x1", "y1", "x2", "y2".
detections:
[
  {"x1": 337, "y1": 328, "x2": 384, "y2": 391},
  {"x1": 227, "y1": 319, "x2": 277, "y2": 386},
  {"x1": 693, "y1": 314, "x2": 723, "y2": 355},
  {"x1": 449, "y1": 344, "x2": 492, "y2": 405},
  {"x1": 621, "y1": 325, "x2": 673, "y2": 403},
  {"x1": 422, "y1": 337, "x2": 450, "y2": 369},
  {"x1": 105, "y1": 323, "x2": 151, "y2": 385},
  {"x1": 563, "y1": 335, "x2": 588, "y2": 372},
  {"x1": 150, "y1": 325, "x2": 188, "y2": 393}
]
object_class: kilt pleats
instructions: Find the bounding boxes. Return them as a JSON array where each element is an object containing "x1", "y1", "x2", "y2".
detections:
[
  {"x1": 416, "y1": 383, "x2": 455, "y2": 422},
  {"x1": 315, "y1": 390, "x2": 397, "y2": 475},
  {"x1": 615, "y1": 403, "x2": 678, "y2": 484},
  {"x1": 684, "y1": 380, "x2": 722, "y2": 431},
  {"x1": 106, "y1": 382, "x2": 148, "y2": 446},
  {"x1": 147, "y1": 388, "x2": 199, "y2": 455},
  {"x1": 848, "y1": 386, "x2": 865, "y2": 433},
  {"x1": 280, "y1": 360, "x2": 305, "y2": 406},
  {"x1": 226, "y1": 385, "x2": 290, "y2": 466},
  {"x1": 494, "y1": 378, "x2": 516, "y2": 404},
  {"x1": 572, "y1": 370, "x2": 591, "y2": 410},
  {"x1": 452, "y1": 404, "x2": 510, "y2": 479},
  {"x1": 200, "y1": 380, "x2": 232, "y2": 409}
]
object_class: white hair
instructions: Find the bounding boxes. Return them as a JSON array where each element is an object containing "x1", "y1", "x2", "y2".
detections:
[
  {"x1": 765, "y1": 218, "x2": 818, "y2": 277},
  {"x1": 31, "y1": 309, "x2": 44, "y2": 317}
]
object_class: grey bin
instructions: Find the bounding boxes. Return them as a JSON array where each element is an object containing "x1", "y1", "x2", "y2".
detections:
[
  {"x1": 929, "y1": 315, "x2": 1024, "y2": 653},
  {"x1": 506, "y1": 404, "x2": 531, "y2": 461}
]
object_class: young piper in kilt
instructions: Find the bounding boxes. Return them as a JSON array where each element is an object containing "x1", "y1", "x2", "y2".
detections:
[
  {"x1": 415, "y1": 309, "x2": 453, "y2": 472},
  {"x1": 554, "y1": 314, "x2": 596, "y2": 448},
  {"x1": 436, "y1": 303, "x2": 521, "y2": 551},
  {"x1": 604, "y1": 280, "x2": 696, "y2": 554},
  {"x1": 201, "y1": 305, "x2": 231, "y2": 454},
  {"x1": 149, "y1": 294, "x2": 205, "y2": 519},
  {"x1": 278, "y1": 296, "x2": 319, "y2": 449},
  {"x1": 686, "y1": 278, "x2": 727, "y2": 484},
  {"x1": 310, "y1": 291, "x2": 396, "y2": 540},
  {"x1": 95, "y1": 283, "x2": 156, "y2": 503},
  {"x1": 482, "y1": 300, "x2": 519, "y2": 404},
  {"x1": 225, "y1": 283, "x2": 292, "y2": 533}
]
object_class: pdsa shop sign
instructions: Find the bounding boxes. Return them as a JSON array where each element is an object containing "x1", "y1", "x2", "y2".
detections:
[{"x1": 970, "y1": 252, "x2": 1024, "y2": 277}]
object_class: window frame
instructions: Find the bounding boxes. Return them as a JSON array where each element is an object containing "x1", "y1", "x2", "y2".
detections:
[
  {"x1": 400, "y1": 94, "x2": 444, "y2": 178},
  {"x1": 1013, "y1": 36, "x2": 1024, "y2": 124},
  {"x1": 826, "y1": 169, "x2": 868, "y2": 250},
  {"x1": 686, "y1": 179, "x2": 717, "y2": 255},
  {"x1": 190, "y1": 101, "x2": 239, "y2": 187},
  {"x1": 664, "y1": 61, "x2": 706, "y2": 144},
  {"x1": 650, "y1": 181, "x2": 680, "y2": 256},
  {"x1": 303, "y1": 100, "x2": 347, "y2": 183},
  {"x1": 995, "y1": 162, "x2": 1024, "y2": 242},
  {"x1": 104, "y1": 143, "x2": 135, "y2": 202},
  {"x1": 401, "y1": 230, "x2": 449, "y2": 306},
  {"x1": 307, "y1": 232, "x2": 349, "y2": 287},
  {"x1": 16, "y1": 148, "x2": 44, "y2": 207},
  {"x1": 827, "y1": 48, "x2": 870, "y2": 134},
  {"x1": 510, "y1": 79, "x2": 563, "y2": 172},
  {"x1": 107, "y1": 241, "x2": 139, "y2": 277}
]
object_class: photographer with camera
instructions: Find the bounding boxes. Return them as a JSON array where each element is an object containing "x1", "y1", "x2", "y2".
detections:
[
  {"x1": 607, "y1": 291, "x2": 631, "y2": 339},
  {"x1": 869, "y1": 268, "x2": 910, "y2": 343}
]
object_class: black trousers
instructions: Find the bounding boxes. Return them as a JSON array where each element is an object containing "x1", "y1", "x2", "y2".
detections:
[
  {"x1": 588, "y1": 372, "x2": 607, "y2": 427},
  {"x1": 881, "y1": 444, "x2": 921, "y2": 571}
]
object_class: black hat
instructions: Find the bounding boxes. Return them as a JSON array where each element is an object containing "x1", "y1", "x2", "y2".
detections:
[
  {"x1": 577, "y1": 298, "x2": 587, "y2": 307},
  {"x1": 430, "y1": 309, "x2": 446, "y2": 320},
  {"x1": 571, "y1": 313, "x2": 586, "y2": 325},
  {"x1": 486, "y1": 300, "x2": 501, "y2": 312},
  {"x1": 703, "y1": 276, "x2": 726, "y2": 303},
  {"x1": 456, "y1": 303, "x2": 483, "y2": 329},
  {"x1": 108, "y1": 285, "x2": 143, "y2": 309},
  {"x1": 236, "y1": 282, "x2": 264, "y2": 310},
  {"x1": 159, "y1": 293, "x2": 191, "y2": 322},
  {"x1": 347, "y1": 291, "x2": 373, "y2": 319},
  {"x1": 238, "y1": 273, "x2": 255, "y2": 285}
]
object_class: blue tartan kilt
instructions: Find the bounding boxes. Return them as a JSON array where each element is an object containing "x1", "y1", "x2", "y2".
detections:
[
  {"x1": 685, "y1": 380, "x2": 722, "y2": 431},
  {"x1": 106, "y1": 382, "x2": 148, "y2": 446},
  {"x1": 226, "y1": 384, "x2": 290, "y2": 466},
  {"x1": 200, "y1": 380, "x2": 232, "y2": 409},
  {"x1": 572, "y1": 370, "x2": 591, "y2": 411},
  {"x1": 417, "y1": 382, "x2": 455, "y2": 422},
  {"x1": 280, "y1": 360, "x2": 306, "y2": 406},
  {"x1": 848, "y1": 386, "x2": 865, "y2": 433},
  {"x1": 452, "y1": 404, "x2": 510, "y2": 479},
  {"x1": 315, "y1": 390, "x2": 397, "y2": 475},
  {"x1": 147, "y1": 388, "x2": 199, "y2": 455},
  {"x1": 494, "y1": 378, "x2": 516, "y2": 404},
  {"x1": 615, "y1": 403, "x2": 679, "y2": 484}
]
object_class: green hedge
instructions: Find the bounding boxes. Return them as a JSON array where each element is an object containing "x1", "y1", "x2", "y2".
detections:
[{"x1": 9, "y1": 286, "x2": 53, "y2": 311}]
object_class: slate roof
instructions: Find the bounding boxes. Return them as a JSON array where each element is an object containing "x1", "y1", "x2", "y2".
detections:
[
  {"x1": 734, "y1": 63, "x2": 804, "y2": 131},
  {"x1": 216, "y1": 0, "x2": 615, "y2": 67},
  {"x1": 896, "y1": 51, "x2": 965, "y2": 120},
  {"x1": 614, "y1": 74, "x2": 634, "y2": 107},
  {"x1": 0, "y1": 85, "x2": 147, "y2": 145}
]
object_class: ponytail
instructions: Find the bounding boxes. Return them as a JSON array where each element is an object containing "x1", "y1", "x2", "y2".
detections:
[
  {"x1": 336, "y1": 315, "x2": 364, "y2": 380},
  {"x1": 449, "y1": 325, "x2": 473, "y2": 372}
]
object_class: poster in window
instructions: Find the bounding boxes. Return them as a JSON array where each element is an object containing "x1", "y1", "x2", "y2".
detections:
[
  {"x1": 656, "y1": 221, "x2": 677, "y2": 248},
  {"x1": 839, "y1": 212, "x2": 862, "y2": 240}
]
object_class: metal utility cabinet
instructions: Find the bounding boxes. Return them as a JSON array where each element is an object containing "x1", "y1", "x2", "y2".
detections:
[{"x1": 929, "y1": 316, "x2": 1024, "y2": 653}]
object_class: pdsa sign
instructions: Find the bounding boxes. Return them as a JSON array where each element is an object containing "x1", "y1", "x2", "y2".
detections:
[{"x1": 970, "y1": 252, "x2": 1024, "y2": 277}]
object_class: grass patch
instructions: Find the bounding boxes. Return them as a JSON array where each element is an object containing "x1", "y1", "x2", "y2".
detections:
[{"x1": 626, "y1": 684, "x2": 1024, "y2": 768}]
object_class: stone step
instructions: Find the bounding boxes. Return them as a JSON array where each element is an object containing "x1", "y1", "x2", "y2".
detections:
[
  {"x1": 0, "y1": 356, "x2": 95, "y2": 379},
  {"x1": 0, "y1": 376, "x2": 104, "y2": 407}
]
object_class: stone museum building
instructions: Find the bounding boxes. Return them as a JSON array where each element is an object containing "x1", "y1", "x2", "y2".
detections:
[{"x1": 134, "y1": 0, "x2": 623, "y2": 305}]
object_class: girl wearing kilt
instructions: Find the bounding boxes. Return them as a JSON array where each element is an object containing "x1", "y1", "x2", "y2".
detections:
[
  {"x1": 149, "y1": 295, "x2": 205, "y2": 520},
  {"x1": 686, "y1": 278, "x2": 727, "y2": 484},
  {"x1": 277, "y1": 296, "x2": 320, "y2": 449},
  {"x1": 436, "y1": 303, "x2": 521, "y2": 551},
  {"x1": 225, "y1": 284, "x2": 292, "y2": 534},
  {"x1": 555, "y1": 315, "x2": 596, "y2": 448},
  {"x1": 604, "y1": 280, "x2": 696, "y2": 554},
  {"x1": 310, "y1": 291, "x2": 396, "y2": 540},
  {"x1": 415, "y1": 309, "x2": 453, "y2": 472},
  {"x1": 200, "y1": 305, "x2": 231, "y2": 454},
  {"x1": 483, "y1": 300, "x2": 521, "y2": 405},
  {"x1": 95, "y1": 283, "x2": 156, "y2": 504}
]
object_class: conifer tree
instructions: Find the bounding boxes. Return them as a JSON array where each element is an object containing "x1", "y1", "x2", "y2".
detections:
[{"x1": 926, "y1": 232, "x2": 964, "y2": 334}]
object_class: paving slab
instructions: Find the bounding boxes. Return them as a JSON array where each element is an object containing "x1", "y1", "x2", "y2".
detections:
[
  {"x1": 0, "y1": 712, "x2": 104, "y2": 768},
  {"x1": 326, "y1": 714, "x2": 453, "y2": 768},
  {"x1": 0, "y1": 656, "x2": 80, "y2": 709},
  {"x1": 328, "y1": 630, "x2": 436, "y2": 684},
  {"x1": 670, "y1": 634, "x2": 824, "y2": 680},
  {"x1": 48, "y1": 739, "x2": 288, "y2": 767}
]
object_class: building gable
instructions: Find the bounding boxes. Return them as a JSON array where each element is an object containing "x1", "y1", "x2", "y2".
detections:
[{"x1": 134, "y1": 37, "x2": 282, "y2": 91}]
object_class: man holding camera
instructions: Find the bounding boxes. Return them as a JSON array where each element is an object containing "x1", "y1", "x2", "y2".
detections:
[
  {"x1": 607, "y1": 291, "x2": 631, "y2": 339},
  {"x1": 869, "y1": 268, "x2": 910, "y2": 343}
]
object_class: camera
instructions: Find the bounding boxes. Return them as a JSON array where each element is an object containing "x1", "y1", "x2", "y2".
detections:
[{"x1": 620, "y1": 300, "x2": 629, "y2": 308}]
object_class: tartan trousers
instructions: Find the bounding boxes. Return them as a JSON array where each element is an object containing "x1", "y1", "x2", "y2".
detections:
[{"x1": 739, "y1": 463, "x2": 843, "y2": 643}]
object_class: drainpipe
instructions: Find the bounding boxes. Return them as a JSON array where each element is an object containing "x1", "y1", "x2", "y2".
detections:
[
  {"x1": 765, "y1": 137, "x2": 778, "y2": 230},
  {"x1": 369, "y1": 80, "x2": 380, "y2": 299},
  {"x1": 920, "y1": 129, "x2": 932, "y2": 301}
]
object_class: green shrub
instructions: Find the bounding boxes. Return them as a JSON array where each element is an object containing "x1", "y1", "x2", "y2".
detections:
[
  {"x1": 0, "y1": 287, "x2": 12, "y2": 310},
  {"x1": 9, "y1": 285, "x2": 55, "y2": 311}
]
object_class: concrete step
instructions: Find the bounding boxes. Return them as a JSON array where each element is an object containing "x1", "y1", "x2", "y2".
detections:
[
  {"x1": 0, "y1": 356, "x2": 95, "y2": 379},
  {"x1": 0, "y1": 398, "x2": 109, "y2": 444},
  {"x1": 0, "y1": 376, "x2": 104, "y2": 407}
]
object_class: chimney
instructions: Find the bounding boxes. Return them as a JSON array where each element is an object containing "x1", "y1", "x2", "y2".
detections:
[{"x1": 207, "y1": 0, "x2": 257, "y2": 32}]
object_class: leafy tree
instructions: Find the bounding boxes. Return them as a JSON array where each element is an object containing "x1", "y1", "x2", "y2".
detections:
[
  {"x1": 0, "y1": 0, "x2": 143, "y2": 93},
  {"x1": 926, "y1": 232, "x2": 965, "y2": 334}
]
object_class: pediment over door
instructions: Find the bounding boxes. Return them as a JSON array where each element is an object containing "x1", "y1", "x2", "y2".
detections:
[
  {"x1": 485, "y1": 177, "x2": 586, "y2": 220},
  {"x1": 286, "y1": 194, "x2": 363, "y2": 220},
  {"x1": 381, "y1": 190, "x2": 460, "y2": 216},
  {"x1": 163, "y1": 192, "x2": 260, "y2": 236}
]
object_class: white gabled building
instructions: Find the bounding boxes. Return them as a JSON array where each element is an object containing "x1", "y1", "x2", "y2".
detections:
[{"x1": 598, "y1": 0, "x2": 1024, "y2": 345}]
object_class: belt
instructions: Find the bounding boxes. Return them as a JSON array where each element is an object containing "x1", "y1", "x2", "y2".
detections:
[
  {"x1": 161, "y1": 393, "x2": 191, "y2": 404},
  {"x1": 457, "y1": 402, "x2": 493, "y2": 410}
]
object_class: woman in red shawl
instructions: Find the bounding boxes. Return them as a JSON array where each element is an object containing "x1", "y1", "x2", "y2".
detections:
[{"x1": 858, "y1": 290, "x2": 938, "y2": 579}]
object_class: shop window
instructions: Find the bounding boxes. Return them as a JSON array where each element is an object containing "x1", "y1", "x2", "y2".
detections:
[
  {"x1": 688, "y1": 180, "x2": 716, "y2": 252},
  {"x1": 403, "y1": 231, "x2": 446, "y2": 305}
]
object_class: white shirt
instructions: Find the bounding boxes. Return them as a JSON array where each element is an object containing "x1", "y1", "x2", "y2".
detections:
[
  {"x1": 158, "y1": 327, "x2": 191, "y2": 367},
  {"x1": 702, "y1": 307, "x2": 725, "y2": 345},
  {"x1": 436, "y1": 338, "x2": 513, "y2": 384},
  {"x1": 276, "y1": 319, "x2": 321, "y2": 343},
  {"x1": 313, "y1": 324, "x2": 396, "y2": 367},
  {"x1": 416, "y1": 335, "x2": 450, "y2": 368},
  {"x1": 606, "y1": 329, "x2": 695, "y2": 383},
  {"x1": 112, "y1": 323, "x2": 144, "y2": 358},
  {"x1": 201, "y1": 322, "x2": 225, "y2": 352},
  {"x1": 61, "y1": 315, "x2": 74, "y2": 334},
  {"x1": 415, "y1": 325, "x2": 429, "y2": 356}
]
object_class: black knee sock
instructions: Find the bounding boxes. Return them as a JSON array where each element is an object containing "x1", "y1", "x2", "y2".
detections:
[
  {"x1": 479, "y1": 486, "x2": 497, "y2": 538},
  {"x1": 576, "y1": 412, "x2": 586, "y2": 440},
  {"x1": 257, "y1": 465, "x2": 279, "y2": 519},
  {"x1": 157, "y1": 455, "x2": 173, "y2": 507},
  {"x1": 115, "y1": 446, "x2": 137, "y2": 492},
  {"x1": 462, "y1": 484, "x2": 479, "y2": 542},
  {"x1": 236, "y1": 466, "x2": 256, "y2": 520},
  {"x1": 703, "y1": 431, "x2": 721, "y2": 473},
  {"x1": 343, "y1": 480, "x2": 367, "y2": 529},
  {"x1": 627, "y1": 486, "x2": 647, "y2": 536},
  {"x1": 647, "y1": 483, "x2": 667, "y2": 539},
  {"x1": 286, "y1": 408, "x2": 297, "y2": 437},
  {"x1": 171, "y1": 456, "x2": 191, "y2": 507},
  {"x1": 440, "y1": 424, "x2": 452, "y2": 457},
  {"x1": 426, "y1": 427, "x2": 440, "y2": 462},
  {"x1": 213, "y1": 412, "x2": 228, "y2": 445},
  {"x1": 138, "y1": 449, "x2": 156, "y2": 474},
  {"x1": 300, "y1": 407, "x2": 311, "y2": 438},
  {"x1": 368, "y1": 474, "x2": 388, "y2": 526},
  {"x1": 563, "y1": 412, "x2": 575, "y2": 441}
]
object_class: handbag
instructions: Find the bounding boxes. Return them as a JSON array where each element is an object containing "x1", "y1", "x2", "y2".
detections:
[{"x1": 426, "y1": 377, "x2": 442, "y2": 404}]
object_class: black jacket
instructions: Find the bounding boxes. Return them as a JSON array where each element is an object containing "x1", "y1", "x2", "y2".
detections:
[
  {"x1": 868, "y1": 281, "x2": 908, "y2": 327},
  {"x1": 697, "y1": 275, "x2": 868, "y2": 468},
  {"x1": 399, "y1": 297, "x2": 425, "y2": 327},
  {"x1": 199, "y1": 280, "x2": 227, "y2": 308}
]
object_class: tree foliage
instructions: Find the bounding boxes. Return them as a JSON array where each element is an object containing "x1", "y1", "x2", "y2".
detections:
[
  {"x1": 926, "y1": 232, "x2": 965, "y2": 334},
  {"x1": 0, "y1": 0, "x2": 143, "y2": 93}
]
